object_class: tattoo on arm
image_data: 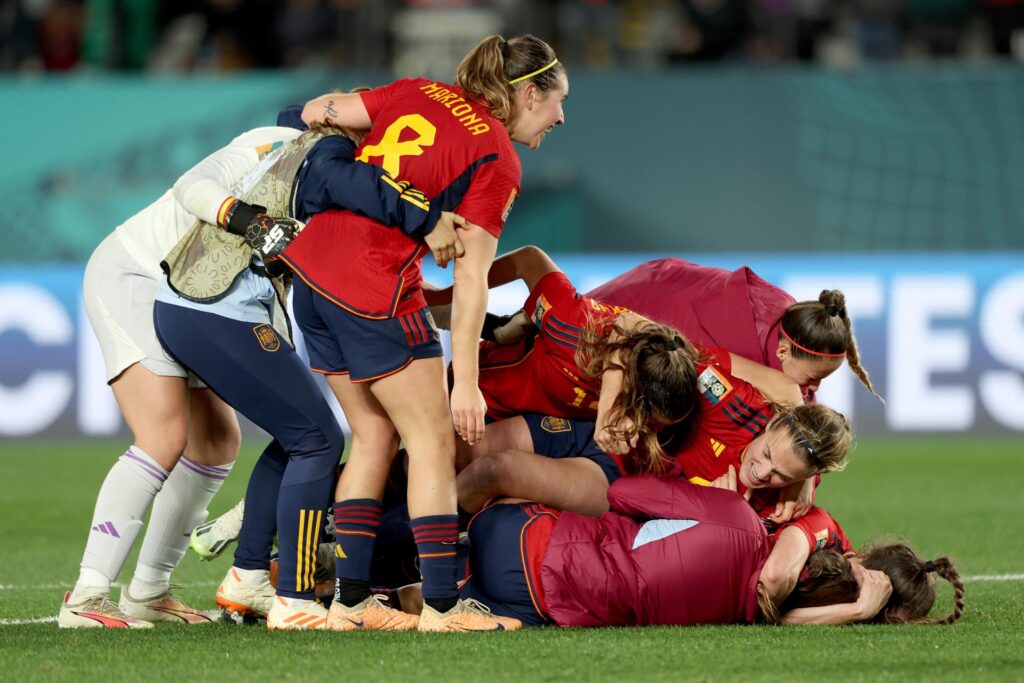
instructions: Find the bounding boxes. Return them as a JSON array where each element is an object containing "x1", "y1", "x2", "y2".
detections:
[{"x1": 324, "y1": 99, "x2": 338, "y2": 120}]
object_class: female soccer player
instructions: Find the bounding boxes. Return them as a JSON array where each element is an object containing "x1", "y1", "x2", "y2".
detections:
[
  {"x1": 449, "y1": 476, "x2": 964, "y2": 628},
  {"x1": 586, "y1": 258, "x2": 881, "y2": 402},
  {"x1": 60, "y1": 110, "x2": 461, "y2": 629},
  {"x1": 278, "y1": 34, "x2": 568, "y2": 632}
]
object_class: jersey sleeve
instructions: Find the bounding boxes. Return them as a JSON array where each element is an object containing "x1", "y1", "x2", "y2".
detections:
[
  {"x1": 524, "y1": 272, "x2": 577, "y2": 326},
  {"x1": 452, "y1": 152, "x2": 521, "y2": 239},
  {"x1": 277, "y1": 105, "x2": 308, "y2": 131},
  {"x1": 779, "y1": 507, "x2": 858, "y2": 558},
  {"x1": 359, "y1": 78, "x2": 425, "y2": 122},
  {"x1": 172, "y1": 127, "x2": 298, "y2": 226},
  {"x1": 292, "y1": 136, "x2": 441, "y2": 234}
]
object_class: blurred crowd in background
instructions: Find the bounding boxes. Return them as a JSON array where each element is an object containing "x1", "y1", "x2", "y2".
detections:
[{"x1": 2, "y1": 0, "x2": 1023, "y2": 75}]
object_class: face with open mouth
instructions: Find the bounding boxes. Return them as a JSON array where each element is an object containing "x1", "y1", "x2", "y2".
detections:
[{"x1": 510, "y1": 74, "x2": 568, "y2": 150}]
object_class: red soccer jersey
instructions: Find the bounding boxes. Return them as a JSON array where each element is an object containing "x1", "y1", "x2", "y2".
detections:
[
  {"x1": 666, "y1": 347, "x2": 772, "y2": 489},
  {"x1": 770, "y1": 507, "x2": 857, "y2": 558},
  {"x1": 477, "y1": 271, "x2": 626, "y2": 420},
  {"x1": 283, "y1": 78, "x2": 521, "y2": 318}
]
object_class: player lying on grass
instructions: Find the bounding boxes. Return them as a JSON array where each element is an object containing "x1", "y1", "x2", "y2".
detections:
[{"x1": 398, "y1": 476, "x2": 964, "y2": 628}]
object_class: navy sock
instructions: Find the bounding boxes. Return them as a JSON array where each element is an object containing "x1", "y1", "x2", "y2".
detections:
[
  {"x1": 275, "y1": 478, "x2": 333, "y2": 599},
  {"x1": 333, "y1": 499, "x2": 382, "y2": 606},
  {"x1": 411, "y1": 514, "x2": 459, "y2": 613},
  {"x1": 233, "y1": 441, "x2": 286, "y2": 571}
]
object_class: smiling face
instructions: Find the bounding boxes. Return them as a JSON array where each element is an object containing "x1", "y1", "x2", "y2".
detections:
[
  {"x1": 776, "y1": 341, "x2": 845, "y2": 394},
  {"x1": 738, "y1": 423, "x2": 817, "y2": 490},
  {"x1": 508, "y1": 74, "x2": 568, "y2": 149}
]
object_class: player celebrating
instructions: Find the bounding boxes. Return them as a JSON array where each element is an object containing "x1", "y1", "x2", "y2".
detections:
[
  {"x1": 278, "y1": 34, "x2": 567, "y2": 632},
  {"x1": 446, "y1": 477, "x2": 964, "y2": 628},
  {"x1": 586, "y1": 258, "x2": 881, "y2": 402}
]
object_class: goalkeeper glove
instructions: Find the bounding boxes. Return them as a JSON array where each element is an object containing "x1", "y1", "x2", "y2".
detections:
[{"x1": 223, "y1": 199, "x2": 304, "y2": 262}]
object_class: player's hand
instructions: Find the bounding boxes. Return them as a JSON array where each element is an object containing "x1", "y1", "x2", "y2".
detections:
[
  {"x1": 424, "y1": 212, "x2": 467, "y2": 268},
  {"x1": 225, "y1": 200, "x2": 303, "y2": 262},
  {"x1": 481, "y1": 309, "x2": 534, "y2": 344},
  {"x1": 451, "y1": 381, "x2": 486, "y2": 445},
  {"x1": 769, "y1": 477, "x2": 815, "y2": 524},
  {"x1": 595, "y1": 413, "x2": 637, "y2": 455},
  {"x1": 852, "y1": 563, "x2": 892, "y2": 621},
  {"x1": 710, "y1": 465, "x2": 740, "y2": 492}
]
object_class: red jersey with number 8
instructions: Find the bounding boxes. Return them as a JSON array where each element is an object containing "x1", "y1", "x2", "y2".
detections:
[{"x1": 283, "y1": 78, "x2": 521, "y2": 319}]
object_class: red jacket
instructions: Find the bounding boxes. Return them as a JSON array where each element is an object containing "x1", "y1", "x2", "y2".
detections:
[
  {"x1": 540, "y1": 476, "x2": 769, "y2": 627},
  {"x1": 586, "y1": 258, "x2": 794, "y2": 371}
]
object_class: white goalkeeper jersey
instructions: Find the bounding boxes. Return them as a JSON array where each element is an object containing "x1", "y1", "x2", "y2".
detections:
[{"x1": 114, "y1": 126, "x2": 302, "y2": 279}]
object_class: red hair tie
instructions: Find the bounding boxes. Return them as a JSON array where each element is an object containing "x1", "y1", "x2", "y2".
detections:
[{"x1": 781, "y1": 328, "x2": 847, "y2": 358}]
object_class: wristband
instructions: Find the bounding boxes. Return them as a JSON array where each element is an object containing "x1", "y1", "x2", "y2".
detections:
[{"x1": 224, "y1": 200, "x2": 263, "y2": 236}]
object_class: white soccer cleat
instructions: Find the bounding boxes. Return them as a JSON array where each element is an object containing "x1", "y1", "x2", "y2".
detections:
[
  {"x1": 266, "y1": 596, "x2": 328, "y2": 630},
  {"x1": 119, "y1": 587, "x2": 215, "y2": 624},
  {"x1": 190, "y1": 499, "x2": 244, "y2": 560},
  {"x1": 215, "y1": 566, "x2": 275, "y2": 619},
  {"x1": 58, "y1": 591, "x2": 154, "y2": 629}
]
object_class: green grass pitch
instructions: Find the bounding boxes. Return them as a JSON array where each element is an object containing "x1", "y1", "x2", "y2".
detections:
[{"x1": 1, "y1": 437, "x2": 1022, "y2": 682}]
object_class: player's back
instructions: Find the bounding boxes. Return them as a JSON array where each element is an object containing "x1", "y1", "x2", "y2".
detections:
[{"x1": 285, "y1": 78, "x2": 520, "y2": 318}]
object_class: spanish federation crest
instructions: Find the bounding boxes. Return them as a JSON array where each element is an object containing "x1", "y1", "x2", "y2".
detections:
[
  {"x1": 253, "y1": 324, "x2": 280, "y2": 352},
  {"x1": 540, "y1": 416, "x2": 571, "y2": 433}
]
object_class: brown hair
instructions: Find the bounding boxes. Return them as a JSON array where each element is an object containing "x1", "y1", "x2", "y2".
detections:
[
  {"x1": 456, "y1": 34, "x2": 565, "y2": 125},
  {"x1": 861, "y1": 543, "x2": 965, "y2": 625},
  {"x1": 780, "y1": 290, "x2": 883, "y2": 403},
  {"x1": 766, "y1": 403, "x2": 852, "y2": 475},
  {"x1": 758, "y1": 549, "x2": 859, "y2": 624},
  {"x1": 576, "y1": 319, "x2": 700, "y2": 473}
]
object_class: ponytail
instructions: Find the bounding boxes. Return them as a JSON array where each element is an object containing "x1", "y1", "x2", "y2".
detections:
[
  {"x1": 780, "y1": 289, "x2": 883, "y2": 403},
  {"x1": 456, "y1": 34, "x2": 564, "y2": 125},
  {"x1": 861, "y1": 543, "x2": 965, "y2": 625},
  {"x1": 577, "y1": 318, "x2": 700, "y2": 473}
]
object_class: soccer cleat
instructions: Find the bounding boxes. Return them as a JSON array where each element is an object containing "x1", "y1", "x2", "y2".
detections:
[
  {"x1": 326, "y1": 594, "x2": 419, "y2": 631},
  {"x1": 119, "y1": 587, "x2": 215, "y2": 624},
  {"x1": 190, "y1": 499, "x2": 244, "y2": 560},
  {"x1": 417, "y1": 598, "x2": 522, "y2": 633},
  {"x1": 58, "y1": 591, "x2": 154, "y2": 629},
  {"x1": 215, "y1": 566, "x2": 275, "y2": 619},
  {"x1": 266, "y1": 596, "x2": 328, "y2": 631}
]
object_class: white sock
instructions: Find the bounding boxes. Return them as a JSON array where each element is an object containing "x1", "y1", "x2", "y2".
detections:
[
  {"x1": 72, "y1": 446, "x2": 167, "y2": 603},
  {"x1": 130, "y1": 455, "x2": 233, "y2": 599}
]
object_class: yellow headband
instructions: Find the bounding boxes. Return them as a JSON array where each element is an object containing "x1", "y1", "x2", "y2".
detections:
[{"x1": 508, "y1": 58, "x2": 559, "y2": 85}]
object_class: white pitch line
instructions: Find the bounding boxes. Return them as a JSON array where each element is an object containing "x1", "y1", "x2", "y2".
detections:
[
  {"x1": 0, "y1": 581, "x2": 220, "y2": 591},
  {"x1": 963, "y1": 573, "x2": 1024, "y2": 582},
  {"x1": 0, "y1": 617, "x2": 57, "y2": 625}
]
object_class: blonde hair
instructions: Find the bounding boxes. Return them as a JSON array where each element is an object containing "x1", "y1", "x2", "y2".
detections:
[
  {"x1": 456, "y1": 34, "x2": 564, "y2": 125},
  {"x1": 766, "y1": 403, "x2": 852, "y2": 475}
]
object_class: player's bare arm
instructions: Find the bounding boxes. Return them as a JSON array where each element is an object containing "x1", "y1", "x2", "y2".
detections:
[
  {"x1": 730, "y1": 354, "x2": 803, "y2": 406},
  {"x1": 450, "y1": 222, "x2": 499, "y2": 445},
  {"x1": 301, "y1": 92, "x2": 372, "y2": 129}
]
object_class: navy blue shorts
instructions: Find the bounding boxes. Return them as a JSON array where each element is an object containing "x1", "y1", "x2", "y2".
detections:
[
  {"x1": 292, "y1": 278, "x2": 443, "y2": 382},
  {"x1": 460, "y1": 502, "x2": 558, "y2": 627},
  {"x1": 522, "y1": 414, "x2": 624, "y2": 484}
]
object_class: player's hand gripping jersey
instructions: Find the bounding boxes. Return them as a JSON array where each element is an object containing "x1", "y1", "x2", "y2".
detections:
[
  {"x1": 283, "y1": 78, "x2": 521, "y2": 319},
  {"x1": 665, "y1": 347, "x2": 773, "y2": 489},
  {"x1": 477, "y1": 272, "x2": 625, "y2": 420}
]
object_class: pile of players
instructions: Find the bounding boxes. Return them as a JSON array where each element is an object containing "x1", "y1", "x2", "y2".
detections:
[{"x1": 58, "y1": 33, "x2": 964, "y2": 632}]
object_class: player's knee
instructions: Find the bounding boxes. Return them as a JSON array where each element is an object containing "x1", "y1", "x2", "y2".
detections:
[
  {"x1": 202, "y1": 417, "x2": 242, "y2": 464},
  {"x1": 134, "y1": 420, "x2": 189, "y2": 464}
]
